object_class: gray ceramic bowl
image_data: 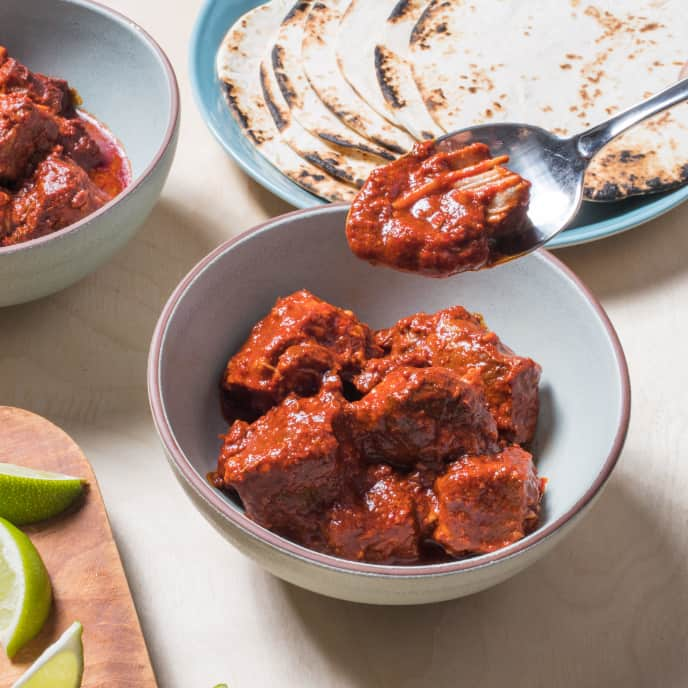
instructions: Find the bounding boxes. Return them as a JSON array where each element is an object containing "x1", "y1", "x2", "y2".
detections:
[
  {"x1": 148, "y1": 204, "x2": 630, "y2": 605},
  {"x1": 0, "y1": 0, "x2": 179, "y2": 306}
]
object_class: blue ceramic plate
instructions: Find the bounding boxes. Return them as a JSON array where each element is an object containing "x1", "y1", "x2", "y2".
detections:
[{"x1": 190, "y1": 0, "x2": 688, "y2": 249}]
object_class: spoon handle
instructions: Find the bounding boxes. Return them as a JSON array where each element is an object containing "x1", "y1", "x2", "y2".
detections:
[{"x1": 574, "y1": 76, "x2": 688, "y2": 160}]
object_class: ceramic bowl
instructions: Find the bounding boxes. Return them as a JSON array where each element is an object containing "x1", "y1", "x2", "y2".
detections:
[
  {"x1": 148, "y1": 204, "x2": 630, "y2": 605},
  {"x1": 0, "y1": 0, "x2": 179, "y2": 306}
]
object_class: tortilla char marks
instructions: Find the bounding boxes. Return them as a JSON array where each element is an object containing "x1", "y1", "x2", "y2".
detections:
[
  {"x1": 584, "y1": 142, "x2": 688, "y2": 201},
  {"x1": 222, "y1": 82, "x2": 266, "y2": 146},
  {"x1": 584, "y1": 6, "x2": 623, "y2": 40},
  {"x1": 410, "y1": 0, "x2": 453, "y2": 50},
  {"x1": 583, "y1": 176, "x2": 681, "y2": 200},
  {"x1": 618, "y1": 150, "x2": 646, "y2": 163},
  {"x1": 283, "y1": 0, "x2": 312, "y2": 25},
  {"x1": 295, "y1": 166, "x2": 354, "y2": 201},
  {"x1": 271, "y1": 44, "x2": 302, "y2": 111},
  {"x1": 299, "y1": 169, "x2": 325, "y2": 184},
  {"x1": 585, "y1": 6, "x2": 666, "y2": 46},
  {"x1": 303, "y1": 153, "x2": 359, "y2": 186},
  {"x1": 317, "y1": 131, "x2": 396, "y2": 162},
  {"x1": 315, "y1": 93, "x2": 406, "y2": 155},
  {"x1": 388, "y1": 0, "x2": 412, "y2": 22},
  {"x1": 375, "y1": 45, "x2": 406, "y2": 110},
  {"x1": 424, "y1": 87, "x2": 446, "y2": 112},
  {"x1": 259, "y1": 64, "x2": 289, "y2": 133},
  {"x1": 584, "y1": 182, "x2": 618, "y2": 200}
]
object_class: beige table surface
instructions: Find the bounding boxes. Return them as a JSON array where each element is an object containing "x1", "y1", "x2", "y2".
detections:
[{"x1": 2, "y1": 1, "x2": 688, "y2": 686}]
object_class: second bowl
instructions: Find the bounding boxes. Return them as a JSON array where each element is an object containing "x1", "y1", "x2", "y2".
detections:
[{"x1": 0, "y1": 0, "x2": 179, "y2": 306}]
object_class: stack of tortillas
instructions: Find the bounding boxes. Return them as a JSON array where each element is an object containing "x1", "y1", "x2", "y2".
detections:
[{"x1": 216, "y1": 0, "x2": 688, "y2": 202}]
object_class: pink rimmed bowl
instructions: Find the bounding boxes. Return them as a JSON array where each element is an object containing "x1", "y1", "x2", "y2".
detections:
[
  {"x1": 148, "y1": 204, "x2": 630, "y2": 605},
  {"x1": 0, "y1": 0, "x2": 179, "y2": 306}
]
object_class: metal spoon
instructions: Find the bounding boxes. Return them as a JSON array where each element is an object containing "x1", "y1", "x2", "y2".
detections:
[{"x1": 434, "y1": 76, "x2": 688, "y2": 260}]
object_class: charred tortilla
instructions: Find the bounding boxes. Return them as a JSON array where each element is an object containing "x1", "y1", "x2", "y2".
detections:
[
  {"x1": 270, "y1": 0, "x2": 397, "y2": 162},
  {"x1": 216, "y1": 2, "x2": 356, "y2": 201},
  {"x1": 374, "y1": 0, "x2": 444, "y2": 141},
  {"x1": 408, "y1": 0, "x2": 688, "y2": 200},
  {"x1": 301, "y1": 0, "x2": 416, "y2": 154}
]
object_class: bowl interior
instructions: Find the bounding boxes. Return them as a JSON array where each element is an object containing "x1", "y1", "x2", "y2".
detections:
[
  {"x1": 154, "y1": 205, "x2": 628, "y2": 570},
  {"x1": 1, "y1": 0, "x2": 174, "y2": 179}
]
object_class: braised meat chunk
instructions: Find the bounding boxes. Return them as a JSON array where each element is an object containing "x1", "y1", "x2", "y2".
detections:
[
  {"x1": 325, "y1": 466, "x2": 425, "y2": 564},
  {"x1": 357, "y1": 305, "x2": 541, "y2": 445},
  {"x1": 214, "y1": 292, "x2": 544, "y2": 565},
  {"x1": 432, "y1": 447, "x2": 543, "y2": 556},
  {"x1": 218, "y1": 376, "x2": 350, "y2": 547},
  {"x1": 0, "y1": 48, "x2": 129, "y2": 247},
  {"x1": 0, "y1": 46, "x2": 75, "y2": 117},
  {"x1": 57, "y1": 117, "x2": 103, "y2": 171},
  {"x1": 339, "y1": 366, "x2": 498, "y2": 469},
  {"x1": 222, "y1": 289, "x2": 382, "y2": 419},
  {"x1": 346, "y1": 141, "x2": 531, "y2": 277},
  {"x1": 4, "y1": 150, "x2": 109, "y2": 246},
  {"x1": 0, "y1": 94, "x2": 58, "y2": 183}
]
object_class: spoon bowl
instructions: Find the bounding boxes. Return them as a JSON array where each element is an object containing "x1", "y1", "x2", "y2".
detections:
[
  {"x1": 436, "y1": 76, "x2": 688, "y2": 261},
  {"x1": 436, "y1": 124, "x2": 585, "y2": 258}
]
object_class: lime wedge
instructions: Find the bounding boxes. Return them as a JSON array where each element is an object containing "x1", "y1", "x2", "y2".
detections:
[
  {"x1": 0, "y1": 463, "x2": 84, "y2": 525},
  {"x1": 11, "y1": 621, "x2": 83, "y2": 688},
  {"x1": 0, "y1": 517, "x2": 52, "y2": 658}
]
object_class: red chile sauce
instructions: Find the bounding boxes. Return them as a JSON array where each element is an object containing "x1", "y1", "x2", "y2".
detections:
[{"x1": 78, "y1": 110, "x2": 131, "y2": 199}]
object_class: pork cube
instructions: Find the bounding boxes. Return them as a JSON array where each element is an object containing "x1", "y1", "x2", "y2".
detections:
[
  {"x1": 326, "y1": 465, "x2": 423, "y2": 563},
  {"x1": 57, "y1": 117, "x2": 102, "y2": 171},
  {"x1": 0, "y1": 94, "x2": 58, "y2": 183},
  {"x1": 432, "y1": 446, "x2": 544, "y2": 556},
  {"x1": 4, "y1": 150, "x2": 109, "y2": 246},
  {"x1": 356, "y1": 305, "x2": 541, "y2": 444},
  {"x1": 0, "y1": 46, "x2": 75, "y2": 116},
  {"x1": 218, "y1": 379, "x2": 348, "y2": 546},
  {"x1": 340, "y1": 366, "x2": 498, "y2": 468},
  {"x1": 223, "y1": 289, "x2": 381, "y2": 419},
  {"x1": 346, "y1": 141, "x2": 530, "y2": 277}
]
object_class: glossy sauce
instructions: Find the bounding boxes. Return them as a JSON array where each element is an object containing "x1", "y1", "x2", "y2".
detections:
[
  {"x1": 0, "y1": 48, "x2": 131, "y2": 246},
  {"x1": 210, "y1": 291, "x2": 545, "y2": 565},
  {"x1": 79, "y1": 111, "x2": 131, "y2": 199},
  {"x1": 346, "y1": 141, "x2": 531, "y2": 277}
]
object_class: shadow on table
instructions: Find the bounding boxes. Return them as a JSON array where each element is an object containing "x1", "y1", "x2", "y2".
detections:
[
  {"x1": 278, "y1": 471, "x2": 687, "y2": 688},
  {"x1": 0, "y1": 172, "x2": 292, "y2": 425},
  {"x1": 245, "y1": 176, "x2": 293, "y2": 218},
  {"x1": 553, "y1": 202, "x2": 688, "y2": 301},
  {"x1": 0, "y1": 199, "x2": 217, "y2": 424}
]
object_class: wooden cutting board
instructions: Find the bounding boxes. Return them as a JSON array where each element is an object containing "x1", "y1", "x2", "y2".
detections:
[{"x1": 0, "y1": 406, "x2": 158, "y2": 687}]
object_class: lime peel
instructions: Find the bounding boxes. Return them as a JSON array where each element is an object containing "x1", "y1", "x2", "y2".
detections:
[
  {"x1": 0, "y1": 462, "x2": 85, "y2": 525},
  {"x1": 12, "y1": 621, "x2": 83, "y2": 688},
  {"x1": 0, "y1": 517, "x2": 52, "y2": 658}
]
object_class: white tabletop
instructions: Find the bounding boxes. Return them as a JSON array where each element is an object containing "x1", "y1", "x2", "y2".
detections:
[{"x1": 2, "y1": 1, "x2": 687, "y2": 685}]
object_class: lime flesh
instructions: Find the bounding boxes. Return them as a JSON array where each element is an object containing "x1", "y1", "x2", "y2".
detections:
[
  {"x1": 0, "y1": 463, "x2": 84, "y2": 525},
  {"x1": 0, "y1": 517, "x2": 52, "y2": 658},
  {"x1": 12, "y1": 621, "x2": 83, "y2": 688}
]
